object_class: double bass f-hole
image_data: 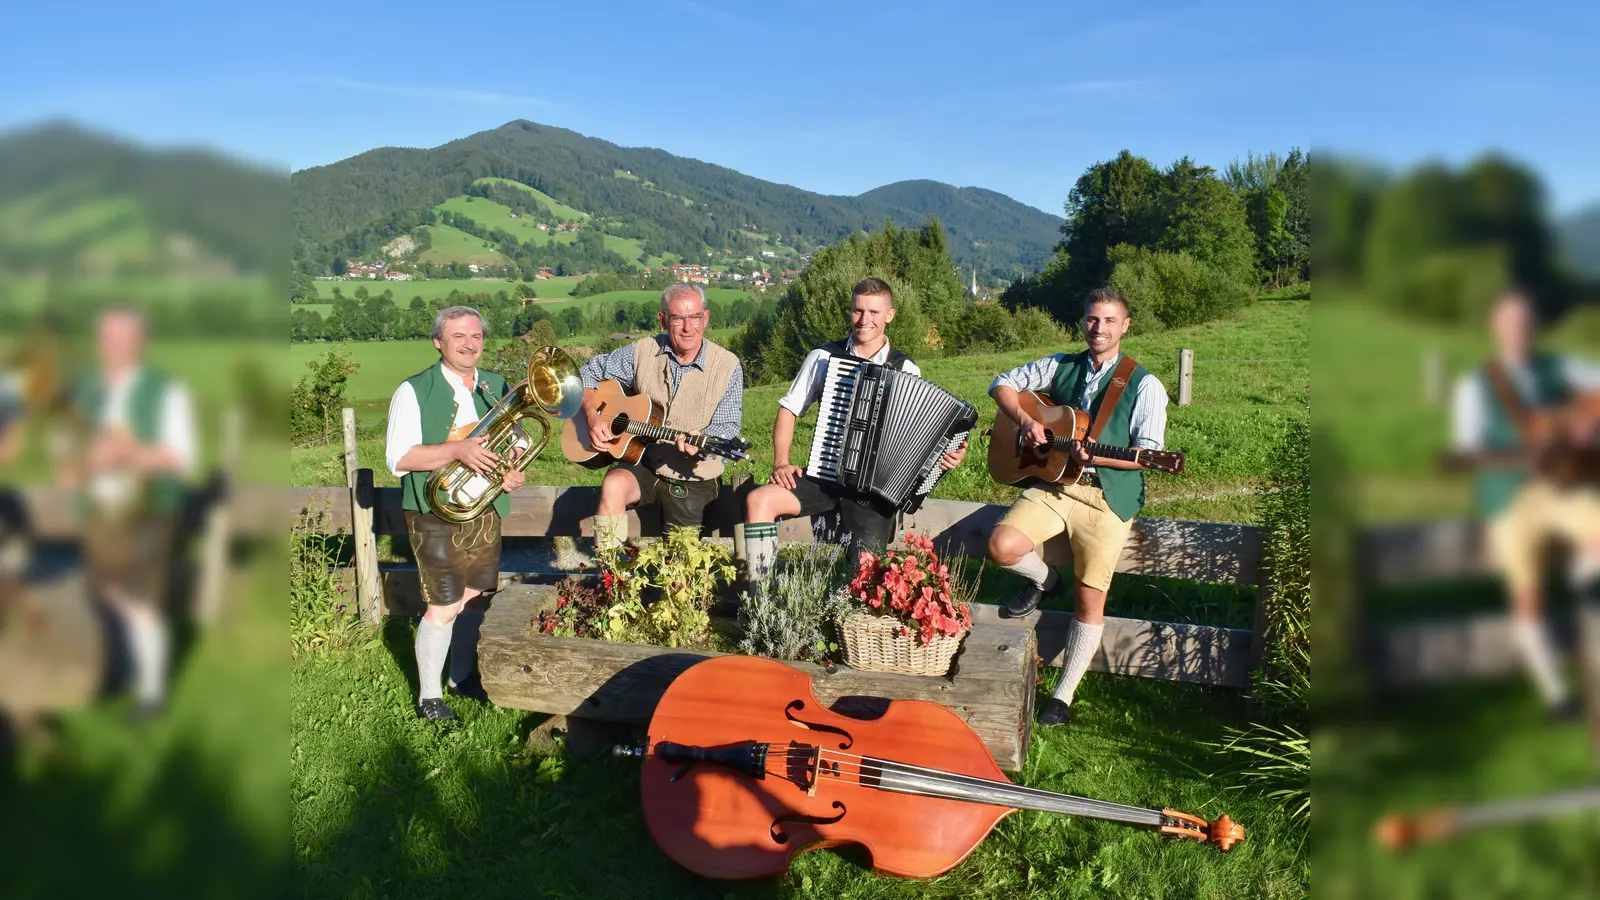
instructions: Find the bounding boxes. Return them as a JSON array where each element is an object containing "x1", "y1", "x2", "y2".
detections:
[
  {"x1": 770, "y1": 801, "x2": 847, "y2": 845},
  {"x1": 784, "y1": 700, "x2": 854, "y2": 749}
]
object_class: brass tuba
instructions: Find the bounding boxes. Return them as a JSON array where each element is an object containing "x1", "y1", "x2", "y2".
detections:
[{"x1": 424, "y1": 346, "x2": 583, "y2": 524}]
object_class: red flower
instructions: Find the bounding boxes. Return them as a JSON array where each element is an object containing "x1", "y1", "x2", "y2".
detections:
[
  {"x1": 541, "y1": 619, "x2": 555, "y2": 634},
  {"x1": 602, "y1": 571, "x2": 615, "y2": 589},
  {"x1": 556, "y1": 595, "x2": 569, "y2": 609}
]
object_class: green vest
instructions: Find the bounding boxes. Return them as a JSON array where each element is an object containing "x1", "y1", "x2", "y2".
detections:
[
  {"x1": 1475, "y1": 354, "x2": 1570, "y2": 517},
  {"x1": 1049, "y1": 351, "x2": 1150, "y2": 522},
  {"x1": 75, "y1": 367, "x2": 185, "y2": 515},
  {"x1": 399, "y1": 363, "x2": 512, "y2": 518}
]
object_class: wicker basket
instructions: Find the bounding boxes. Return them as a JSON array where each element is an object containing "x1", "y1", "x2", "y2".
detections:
[{"x1": 838, "y1": 611, "x2": 967, "y2": 676}]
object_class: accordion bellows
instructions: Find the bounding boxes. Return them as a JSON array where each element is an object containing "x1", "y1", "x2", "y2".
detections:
[{"x1": 804, "y1": 357, "x2": 977, "y2": 513}]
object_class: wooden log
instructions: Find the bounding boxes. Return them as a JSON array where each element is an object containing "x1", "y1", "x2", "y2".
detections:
[
  {"x1": 195, "y1": 407, "x2": 241, "y2": 627},
  {"x1": 1364, "y1": 610, "x2": 1578, "y2": 688},
  {"x1": 969, "y1": 604, "x2": 1252, "y2": 688},
  {"x1": 342, "y1": 409, "x2": 381, "y2": 626},
  {"x1": 1178, "y1": 348, "x2": 1194, "y2": 407},
  {"x1": 1355, "y1": 520, "x2": 1488, "y2": 585},
  {"x1": 478, "y1": 584, "x2": 1039, "y2": 771},
  {"x1": 898, "y1": 499, "x2": 1262, "y2": 586}
]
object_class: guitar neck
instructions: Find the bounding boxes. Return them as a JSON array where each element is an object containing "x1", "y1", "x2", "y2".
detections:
[
  {"x1": 622, "y1": 419, "x2": 708, "y2": 448},
  {"x1": 1056, "y1": 438, "x2": 1144, "y2": 464}
]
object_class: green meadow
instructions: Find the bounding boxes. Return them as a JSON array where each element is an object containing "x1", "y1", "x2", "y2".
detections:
[{"x1": 416, "y1": 223, "x2": 509, "y2": 267}]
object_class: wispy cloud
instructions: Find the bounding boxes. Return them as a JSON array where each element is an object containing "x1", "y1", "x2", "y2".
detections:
[{"x1": 295, "y1": 76, "x2": 554, "y2": 109}]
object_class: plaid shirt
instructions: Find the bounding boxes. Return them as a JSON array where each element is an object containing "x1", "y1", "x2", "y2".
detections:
[{"x1": 579, "y1": 335, "x2": 744, "y2": 439}]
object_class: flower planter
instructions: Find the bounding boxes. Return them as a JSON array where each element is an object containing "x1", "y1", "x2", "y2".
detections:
[
  {"x1": 839, "y1": 611, "x2": 968, "y2": 677},
  {"x1": 478, "y1": 583, "x2": 1039, "y2": 771}
]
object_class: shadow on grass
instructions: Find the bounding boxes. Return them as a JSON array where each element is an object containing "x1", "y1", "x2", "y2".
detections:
[{"x1": 294, "y1": 723, "x2": 786, "y2": 900}]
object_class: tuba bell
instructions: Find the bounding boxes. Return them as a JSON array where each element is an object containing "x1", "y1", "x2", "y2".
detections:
[{"x1": 424, "y1": 345, "x2": 583, "y2": 524}]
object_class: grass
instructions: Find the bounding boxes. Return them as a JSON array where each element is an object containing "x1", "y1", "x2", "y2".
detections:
[
  {"x1": 291, "y1": 299, "x2": 1307, "y2": 526},
  {"x1": 472, "y1": 177, "x2": 586, "y2": 222},
  {"x1": 290, "y1": 607, "x2": 1304, "y2": 899},
  {"x1": 417, "y1": 224, "x2": 510, "y2": 267},
  {"x1": 1314, "y1": 677, "x2": 1600, "y2": 899},
  {"x1": 434, "y1": 194, "x2": 645, "y2": 264}
]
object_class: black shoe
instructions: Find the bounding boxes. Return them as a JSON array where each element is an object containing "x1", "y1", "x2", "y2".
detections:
[
  {"x1": 1003, "y1": 575, "x2": 1063, "y2": 618},
  {"x1": 448, "y1": 675, "x2": 490, "y2": 703},
  {"x1": 416, "y1": 698, "x2": 459, "y2": 722},
  {"x1": 1037, "y1": 698, "x2": 1072, "y2": 726}
]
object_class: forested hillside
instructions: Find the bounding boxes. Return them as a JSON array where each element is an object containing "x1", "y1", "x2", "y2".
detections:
[{"x1": 290, "y1": 120, "x2": 1061, "y2": 283}]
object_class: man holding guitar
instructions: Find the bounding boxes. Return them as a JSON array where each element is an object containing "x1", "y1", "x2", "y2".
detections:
[
  {"x1": 986, "y1": 288, "x2": 1171, "y2": 727},
  {"x1": 576, "y1": 283, "x2": 745, "y2": 553},
  {"x1": 1446, "y1": 289, "x2": 1600, "y2": 722}
]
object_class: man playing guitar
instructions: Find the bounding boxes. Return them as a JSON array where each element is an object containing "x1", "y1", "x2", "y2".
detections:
[
  {"x1": 1448, "y1": 288, "x2": 1600, "y2": 722},
  {"x1": 987, "y1": 288, "x2": 1169, "y2": 727},
  {"x1": 578, "y1": 283, "x2": 745, "y2": 552}
]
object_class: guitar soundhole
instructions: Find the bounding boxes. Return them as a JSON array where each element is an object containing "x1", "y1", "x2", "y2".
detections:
[{"x1": 611, "y1": 414, "x2": 631, "y2": 433}]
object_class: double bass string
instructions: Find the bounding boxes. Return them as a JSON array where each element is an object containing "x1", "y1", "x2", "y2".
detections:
[{"x1": 754, "y1": 746, "x2": 1167, "y2": 827}]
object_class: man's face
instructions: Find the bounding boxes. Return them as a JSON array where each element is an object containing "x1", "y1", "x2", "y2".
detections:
[
  {"x1": 1490, "y1": 296, "x2": 1533, "y2": 357},
  {"x1": 1083, "y1": 302, "x2": 1131, "y2": 354},
  {"x1": 97, "y1": 312, "x2": 144, "y2": 371},
  {"x1": 433, "y1": 315, "x2": 484, "y2": 372},
  {"x1": 849, "y1": 293, "x2": 895, "y2": 345},
  {"x1": 658, "y1": 293, "x2": 708, "y2": 357}
]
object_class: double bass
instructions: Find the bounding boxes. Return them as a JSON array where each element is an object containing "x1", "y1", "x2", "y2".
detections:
[{"x1": 614, "y1": 655, "x2": 1243, "y2": 880}]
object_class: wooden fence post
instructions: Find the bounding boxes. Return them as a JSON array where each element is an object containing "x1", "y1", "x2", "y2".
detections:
[
  {"x1": 194, "y1": 407, "x2": 241, "y2": 627},
  {"x1": 1178, "y1": 349, "x2": 1194, "y2": 407},
  {"x1": 1423, "y1": 347, "x2": 1445, "y2": 406},
  {"x1": 343, "y1": 407, "x2": 381, "y2": 625}
]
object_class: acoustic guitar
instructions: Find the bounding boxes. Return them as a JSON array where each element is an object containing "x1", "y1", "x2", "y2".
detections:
[
  {"x1": 561, "y1": 379, "x2": 752, "y2": 468},
  {"x1": 987, "y1": 390, "x2": 1184, "y2": 487},
  {"x1": 1437, "y1": 390, "x2": 1600, "y2": 485}
]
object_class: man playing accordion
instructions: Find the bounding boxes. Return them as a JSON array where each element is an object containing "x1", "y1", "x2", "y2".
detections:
[{"x1": 740, "y1": 277, "x2": 967, "y2": 583}]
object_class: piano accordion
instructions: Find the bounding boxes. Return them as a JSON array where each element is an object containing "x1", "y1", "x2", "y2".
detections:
[{"x1": 804, "y1": 356, "x2": 977, "y2": 513}]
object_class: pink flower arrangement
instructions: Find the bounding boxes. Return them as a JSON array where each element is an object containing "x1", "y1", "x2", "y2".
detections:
[{"x1": 846, "y1": 532, "x2": 972, "y2": 646}]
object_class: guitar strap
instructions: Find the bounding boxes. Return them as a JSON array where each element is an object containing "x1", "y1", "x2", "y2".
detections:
[
  {"x1": 1088, "y1": 354, "x2": 1141, "y2": 443},
  {"x1": 1483, "y1": 359, "x2": 1534, "y2": 441}
]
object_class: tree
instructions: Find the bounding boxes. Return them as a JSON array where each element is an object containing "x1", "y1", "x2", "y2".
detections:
[
  {"x1": 289, "y1": 350, "x2": 358, "y2": 445},
  {"x1": 1155, "y1": 157, "x2": 1257, "y2": 287}
]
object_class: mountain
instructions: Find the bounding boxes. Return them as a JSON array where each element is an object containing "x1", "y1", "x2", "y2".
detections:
[
  {"x1": 1557, "y1": 202, "x2": 1600, "y2": 280},
  {"x1": 290, "y1": 120, "x2": 1062, "y2": 283},
  {"x1": 0, "y1": 121, "x2": 285, "y2": 277}
]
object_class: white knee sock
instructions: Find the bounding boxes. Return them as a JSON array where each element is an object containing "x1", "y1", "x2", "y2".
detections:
[
  {"x1": 124, "y1": 604, "x2": 169, "y2": 706},
  {"x1": 1001, "y1": 551, "x2": 1057, "y2": 590},
  {"x1": 447, "y1": 606, "x2": 483, "y2": 688},
  {"x1": 1052, "y1": 620, "x2": 1104, "y2": 706},
  {"x1": 594, "y1": 514, "x2": 629, "y2": 556},
  {"x1": 743, "y1": 522, "x2": 779, "y2": 583},
  {"x1": 1511, "y1": 618, "x2": 1569, "y2": 708},
  {"x1": 416, "y1": 618, "x2": 454, "y2": 702}
]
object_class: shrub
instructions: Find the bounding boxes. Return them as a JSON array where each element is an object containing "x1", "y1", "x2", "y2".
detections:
[
  {"x1": 1378, "y1": 246, "x2": 1509, "y2": 325},
  {"x1": 290, "y1": 511, "x2": 365, "y2": 658},
  {"x1": 537, "y1": 527, "x2": 736, "y2": 649},
  {"x1": 953, "y1": 303, "x2": 1020, "y2": 353},
  {"x1": 1009, "y1": 305, "x2": 1074, "y2": 345},
  {"x1": 737, "y1": 542, "x2": 854, "y2": 663},
  {"x1": 1211, "y1": 416, "x2": 1310, "y2": 827},
  {"x1": 289, "y1": 349, "x2": 358, "y2": 446},
  {"x1": 1107, "y1": 244, "x2": 1253, "y2": 331}
]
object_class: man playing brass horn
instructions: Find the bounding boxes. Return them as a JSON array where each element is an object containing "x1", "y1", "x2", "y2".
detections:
[
  {"x1": 386, "y1": 306, "x2": 525, "y2": 721},
  {"x1": 579, "y1": 283, "x2": 744, "y2": 552}
]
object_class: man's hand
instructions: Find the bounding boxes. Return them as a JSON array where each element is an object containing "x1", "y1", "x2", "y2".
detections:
[
  {"x1": 500, "y1": 469, "x2": 526, "y2": 492},
  {"x1": 1067, "y1": 439, "x2": 1092, "y2": 466},
  {"x1": 88, "y1": 430, "x2": 137, "y2": 471},
  {"x1": 586, "y1": 407, "x2": 616, "y2": 452},
  {"x1": 673, "y1": 429, "x2": 701, "y2": 457},
  {"x1": 771, "y1": 463, "x2": 803, "y2": 490},
  {"x1": 939, "y1": 441, "x2": 968, "y2": 471},
  {"x1": 453, "y1": 436, "x2": 500, "y2": 474},
  {"x1": 1020, "y1": 417, "x2": 1049, "y2": 448}
]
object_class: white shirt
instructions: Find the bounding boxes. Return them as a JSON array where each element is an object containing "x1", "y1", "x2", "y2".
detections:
[
  {"x1": 1451, "y1": 355, "x2": 1600, "y2": 451},
  {"x1": 385, "y1": 363, "x2": 483, "y2": 477},
  {"x1": 777, "y1": 338, "x2": 922, "y2": 418},
  {"x1": 90, "y1": 366, "x2": 197, "y2": 507}
]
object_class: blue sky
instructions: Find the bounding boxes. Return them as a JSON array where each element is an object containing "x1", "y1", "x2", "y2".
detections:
[{"x1": 2, "y1": 0, "x2": 1597, "y2": 215}]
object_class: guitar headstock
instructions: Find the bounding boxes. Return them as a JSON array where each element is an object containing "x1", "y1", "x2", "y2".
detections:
[
  {"x1": 710, "y1": 436, "x2": 753, "y2": 462},
  {"x1": 1142, "y1": 449, "x2": 1185, "y2": 475}
]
